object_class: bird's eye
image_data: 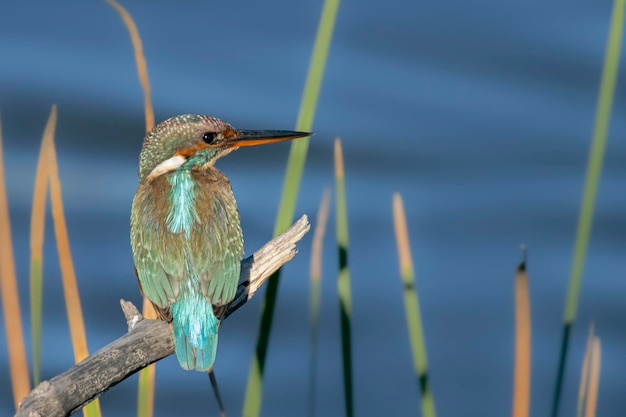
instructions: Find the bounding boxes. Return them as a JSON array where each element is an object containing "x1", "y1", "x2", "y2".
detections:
[{"x1": 202, "y1": 132, "x2": 217, "y2": 144}]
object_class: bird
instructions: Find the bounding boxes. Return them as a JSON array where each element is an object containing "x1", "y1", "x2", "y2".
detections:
[{"x1": 130, "y1": 114, "x2": 310, "y2": 371}]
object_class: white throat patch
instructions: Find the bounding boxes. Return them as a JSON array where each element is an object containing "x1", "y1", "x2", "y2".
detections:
[{"x1": 147, "y1": 155, "x2": 187, "y2": 180}]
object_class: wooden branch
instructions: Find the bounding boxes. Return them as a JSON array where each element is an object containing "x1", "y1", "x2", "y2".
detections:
[{"x1": 15, "y1": 215, "x2": 310, "y2": 417}]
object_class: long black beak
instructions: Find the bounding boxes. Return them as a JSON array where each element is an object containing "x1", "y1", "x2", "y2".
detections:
[{"x1": 224, "y1": 130, "x2": 312, "y2": 147}]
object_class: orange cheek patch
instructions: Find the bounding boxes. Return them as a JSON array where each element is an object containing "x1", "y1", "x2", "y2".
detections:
[{"x1": 175, "y1": 143, "x2": 211, "y2": 158}]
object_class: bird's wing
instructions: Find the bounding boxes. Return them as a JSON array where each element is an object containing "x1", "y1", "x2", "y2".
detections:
[
  {"x1": 131, "y1": 178, "x2": 184, "y2": 308},
  {"x1": 131, "y1": 172, "x2": 243, "y2": 309},
  {"x1": 189, "y1": 173, "x2": 243, "y2": 306}
]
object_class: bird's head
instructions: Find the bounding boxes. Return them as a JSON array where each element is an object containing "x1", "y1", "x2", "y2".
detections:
[{"x1": 138, "y1": 114, "x2": 310, "y2": 181}]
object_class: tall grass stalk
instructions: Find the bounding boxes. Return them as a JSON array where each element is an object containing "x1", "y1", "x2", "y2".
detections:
[
  {"x1": 334, "y1": 139, "x2": 353, "y2": 417},
  {"x1": 308, "y1": 188, "x2": 331, "y2": 417},
  {"x1": 106, "y1": 2, "x2": 157, "y2": 416},
  {"x1": 512, "y1": 254, "x2": 531, "y2": 417},
  {"x1": 243, "y1": 0, "x2": 339, "y2": 414},
  {"x1": 271, "y1": 0, "x2": 340, "y2": 239},
  {"x1": 392, "y1": 193, "x2": 436, "y2": 417},
  {"x1": 29, "y1": 107, "x2": 52, "y2": 386},
  {"x1": 0, "y1": 117, "x2": 31, "y2": 409},
  {"x1": 106, "y1": 0, "x2": 154, "y2": 131},
  {"x1": 45, "y1": 106, "x2": 102, "y2": 417},
  {"x1": 584, "y1": 337, "x2": 602, "y2": 417},
  {"x1": 552, "y1": 0, "x2": 625, "y2": 414},
  {"x1": 576, "y1": 325, "x2": 595, "y2": 417}
]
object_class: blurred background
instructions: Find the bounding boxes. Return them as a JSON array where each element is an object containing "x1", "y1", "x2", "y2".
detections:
[{"x1": 1, "y1": 0, "x2": 626, "y2": 416}]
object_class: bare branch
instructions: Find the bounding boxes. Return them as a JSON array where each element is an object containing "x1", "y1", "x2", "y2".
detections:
[{"x1": 15, "y1": 215, "x2": 310, "y2": 417}]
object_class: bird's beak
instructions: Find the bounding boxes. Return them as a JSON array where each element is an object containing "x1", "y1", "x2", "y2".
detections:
[{"x1": 224, "y1": 130, "x2": 312, "y2": 147}]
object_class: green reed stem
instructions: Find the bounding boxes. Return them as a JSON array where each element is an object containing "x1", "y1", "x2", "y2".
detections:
[
  {"x1": 242, "y1": 0, "x2": 340, "y2": 415},
  {"x1": 334, "y1": 139, "x2": 353, "y2": 417},
  {"x1": 30, "y1": 111, "x2": 54, "y2": 386},
  {"x1": 551, "y1": 1, "x2": 625, "y2": 415},
  {"x1": 29, "y1": 258, "x2": 42, "y2": 385},
  {"x1": 392, "y1": 193, "x2": 436, "y2": 417}
]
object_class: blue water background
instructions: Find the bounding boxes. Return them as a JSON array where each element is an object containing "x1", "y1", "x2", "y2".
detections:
[{"x1": 1, "y1": 0, "x2": 626, "y2": 416}]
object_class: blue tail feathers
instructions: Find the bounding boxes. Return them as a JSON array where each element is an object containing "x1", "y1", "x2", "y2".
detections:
[{"x1": 171, "y1": 293, "x2": 219, "y2": 371}]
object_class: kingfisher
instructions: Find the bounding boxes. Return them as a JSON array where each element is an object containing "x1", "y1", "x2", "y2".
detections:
[{"x1": 130, "y1": 114, "x2": 310, "y2": 371}]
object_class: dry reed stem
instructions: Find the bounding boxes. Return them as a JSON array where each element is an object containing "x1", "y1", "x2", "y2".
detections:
[
  {"x1": 31, "y1": 114, "x2": 50, "y2": 262},
  {"x1": 392, "y1": 193, "x2": 413, "y2": 276},
  {"x1": 333, "y1": 138, "x2": 344, "y2": 179},
  {"x1": 307, "y1": 188, "x2": 330, "y2": 417},
  {"x1": 45, "y1": 107, "x2": 102, "y2": 417},
  {"x1": 0, "y1": 117, "x2": 31, "y2": 409},
  {"x1": 584, "y1": 337, "x2": 602, "y2": 417},
  {"x1": 105, "y1": 2, "x2": 157, "y2": 415},
  {"x1": 512, "y1": 258, "x2": 531, "y2": 417},
  {"x1": 106, "y1": 0, "x2": 154, "y2": 131}
]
